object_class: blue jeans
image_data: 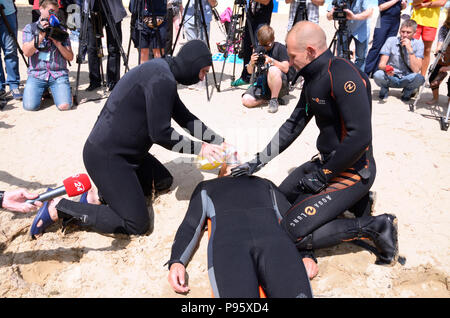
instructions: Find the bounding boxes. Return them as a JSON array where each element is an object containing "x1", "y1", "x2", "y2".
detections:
[
  {"x1": 184, "y1": 14, "x2": 211, "y2": 42},
  {"x1": 23, "y1": 75, "x2": 72, "y2": 111},
  {"x1": 0, "y1": 13, "x2": 20, "y2": 90},
  {"x1": 373, "y1": 70, "x2": 425, "y2": 98},
  {"x1": 337, "y1": 34, "x2": 368, "y2": 72}
]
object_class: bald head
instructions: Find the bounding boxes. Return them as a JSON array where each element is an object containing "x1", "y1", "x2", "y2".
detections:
[
  {"x1": 285, "y1": 21, "x2": 328, "y2": 71},
  {"x1": 287, "y1": 21, "x2": 327, "y2": 51}
]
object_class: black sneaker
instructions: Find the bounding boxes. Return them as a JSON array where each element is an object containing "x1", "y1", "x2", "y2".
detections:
[{"x1": 86, "y1": 82, "x2": 101, "y2": 91}]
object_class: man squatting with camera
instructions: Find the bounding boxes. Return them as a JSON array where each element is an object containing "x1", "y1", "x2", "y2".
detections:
[
  {"x1": 22, "y1": 0, "x2": 73, "y2": 111},
  {"x1": 241, "y1": 25, "x2": 291, "y2": 113},
  {"x1": 232, "y1": 21, "x2": 398, "y2": 269}
]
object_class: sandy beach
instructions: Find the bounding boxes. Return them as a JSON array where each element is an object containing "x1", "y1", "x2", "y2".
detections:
[{"x1": 0, "y1": 3, "x2": 449, "y2": 298}]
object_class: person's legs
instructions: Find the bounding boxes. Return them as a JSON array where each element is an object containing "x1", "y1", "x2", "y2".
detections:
[
  {"x1": 241, "y1": 84, "x2": 265, "y2": 108},
  {"x1": 280, "y1": 156, "x2": 376, "y2": 240},
  {"x1": 48, "y1": 75, "x2": 73, "y2": 110},
  {"x1": 136, "y1": 153, "x2": 173, "y2": 196},
  {"x1": 105, "y1": 20, "x2": 122, "y2": 89},
  {"x1": 22, "y1": 76, "x2": 47, "y2": 111},
  {"x1": 139, "y1": 48, "x2": 150, "y2": 63},
  {"x1": 55, "y1": 140, "x2": 152, "y2": 235},
  {"x1": 210, "y1": 231, "x2": 260, "y2": 297},
  {"x1": 373, "y1": 70, "x2": 392, "y2": 99},
  {"x1": 421, "y1": 40, "x2": 433, "y2": 76},
  {"x1": 427, "y1": 64, "x2": 443, "y2": 104},
  {"x1": 260, "y1": 234, "x2": 313, "y2": 297},
  {"x1": 353, "y1": 37, "x2": 368, "y2": 72},
  {"x1": 183, "y1": 15, "x2": 197, "y2": 41},
  {"x1": 365, "y1": 19, "x2": 400, "y2": 76},
  {"x1": 1, "y1": 13, "x2": 20, "y2": 94},
  {"x1": 399, "y1": 73, "x2": 425, "y2": 101},
  {"x1": 86, "y1": 14, "x2": 102, "y2": 88},
  {"x1": 267, "y1": 66, "x2": 283, "y2": 99},
  {"x1": 296, "y1": 213, "x2": 398, "y2": 265}
]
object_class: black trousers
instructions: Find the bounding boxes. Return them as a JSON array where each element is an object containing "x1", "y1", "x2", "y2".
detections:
[
  {"x1": 87, "y1": 12, "x2": 122, "y2": 86},
  {"x1": 279, "y1": 155, "x2": 376, "y2": 246},
  {"x1": 210, "y1": 208, "x2": 312, "y2": 298},
  {"x1": 57, "y1": 140, "x2": 173, "y2": 235}
]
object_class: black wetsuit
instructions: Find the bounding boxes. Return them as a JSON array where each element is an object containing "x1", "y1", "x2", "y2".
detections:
[
  {"x1": 168, "y1": 176, "x2": 313, "y2": 298},
  {"x1": 258, "y1": 49, "x2": 377, "y2": 248},
  {"x1": 56, "y1": 41, "x2": 223, "y2": 235}
]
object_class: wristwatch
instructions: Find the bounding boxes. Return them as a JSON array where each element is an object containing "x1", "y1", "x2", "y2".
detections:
[
  {"x1": 408, "y1": 50, "x2": 414, "y2": 55},
  {"x1": 0, "y1": 191, "x2": 4, "y2": 208}
]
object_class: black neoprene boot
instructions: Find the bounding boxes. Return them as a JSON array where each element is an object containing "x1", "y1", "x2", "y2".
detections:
[
  {"x1": 295, "y1": 213, "x2": 398, "y2": 265},
  {"x1": 360, "y1": 214, "x2": 398, "y2": 265}
]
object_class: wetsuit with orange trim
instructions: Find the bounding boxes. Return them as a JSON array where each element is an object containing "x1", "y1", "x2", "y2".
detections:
[
  {"x1": 232, "y1": 49, "x2": 398, "y2": 265},
  {"x1": 168, "y1": 176, "x2": 313, "y2": 298}
]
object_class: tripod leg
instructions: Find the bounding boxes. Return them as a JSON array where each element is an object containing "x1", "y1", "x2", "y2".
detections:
[
  {"x1": 196, "y1": 0, "x2": 219, "y2": 94},
  {"x1": 218, "y1": 7, "x2": 241, "y2": 91},
  {"x1": 172, "y1": 0, "x2": 191, "y2": 54},
  {"x1": 99, "y1": 0, "x2": 129, "y2": 72},
  {"x1": 74, "y1": 8, "x2": 90, "y2": 105}
]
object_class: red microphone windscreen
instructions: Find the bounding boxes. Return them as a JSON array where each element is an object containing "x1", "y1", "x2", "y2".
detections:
[{"x1": 63, "y1": 173, "x2": 92, "y2": 197}]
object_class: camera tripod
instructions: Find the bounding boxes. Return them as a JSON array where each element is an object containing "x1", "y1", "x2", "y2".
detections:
[
  {"x1": 293, "y1": 0, "x2": 308, "y2": 24},
  {"x1": 329, "y1": 20, "x2": 352, "y2": 61},
  {"x1": 73, "y1": 0, "x2": 130, "y2": 105},
  {"x1": 171, "y1": 0, "x2": 219, "y2": 101},
  {"x1": 216, "y1": 1, "x2": 246, "y2": 92}
]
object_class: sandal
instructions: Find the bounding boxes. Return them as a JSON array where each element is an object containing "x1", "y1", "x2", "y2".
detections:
[{"x1": 29, "y1": 190, "x2": 55, "y2": 239}]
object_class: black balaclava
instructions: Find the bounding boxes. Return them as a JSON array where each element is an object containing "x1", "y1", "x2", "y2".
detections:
[{"x1": 165, "y1": 40, "x2": 212, "y2": 86}]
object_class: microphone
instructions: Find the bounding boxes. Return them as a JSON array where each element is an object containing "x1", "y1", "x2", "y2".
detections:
[{"x1": 26, "y1": 173, "x2": 92, "y2": 204}]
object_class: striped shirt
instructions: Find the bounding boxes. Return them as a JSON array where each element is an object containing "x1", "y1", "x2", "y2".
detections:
[
  {"x1": 288, "y1": 0, "x2": 320, "y2": 31},
  {"x1": 22, "y1": 22, "x2": 71, "y2": 81}
]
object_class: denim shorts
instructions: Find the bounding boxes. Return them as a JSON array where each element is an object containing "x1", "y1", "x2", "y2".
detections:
[{"x1": 23, "y1": 74, "x2": 72, "y2": 111}]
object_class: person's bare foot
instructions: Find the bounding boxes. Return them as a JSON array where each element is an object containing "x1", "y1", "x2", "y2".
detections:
[
  {"x1": 86, "y1": 188, "x2": 101, "y2": 205},
  {"x1": 302, "y1": 257, "x2": 319, "y2": 280}
]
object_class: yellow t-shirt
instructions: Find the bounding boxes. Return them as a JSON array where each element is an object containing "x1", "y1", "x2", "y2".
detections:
[{"x1": 411, "y1": 2, "x2": 442, "y2": 28}]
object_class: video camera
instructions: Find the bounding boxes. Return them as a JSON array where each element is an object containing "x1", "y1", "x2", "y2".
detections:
[
  {"x1": 36, "y1": 9, "x2": 69, "y2": 44},
  {"x1": 332, "y1": 0, "x2": 352, "y2": 21}
]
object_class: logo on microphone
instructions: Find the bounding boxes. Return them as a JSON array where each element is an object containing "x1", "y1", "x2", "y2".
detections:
[{"x1": 74, "y1": 181, "x2": 85, "y2": 192}]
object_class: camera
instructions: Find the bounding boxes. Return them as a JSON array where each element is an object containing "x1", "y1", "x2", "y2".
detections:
[
  {"x1": 332, "y1": 0, "x2": 351, "y2": 21},
  {"x1": 36, "y1": 9, "x2": 69, "y2": 44},
  {"x1": 255, "y1": 46, "x2": 268, "y2": 71}
]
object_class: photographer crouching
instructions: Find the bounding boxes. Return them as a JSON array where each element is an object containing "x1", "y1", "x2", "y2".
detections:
[
  {"x1": 241, "y1": 25, "x2": 291, "y2": 113},
  {"x1": 22, "y1": 0, "x2": 73, "y2": 111}
]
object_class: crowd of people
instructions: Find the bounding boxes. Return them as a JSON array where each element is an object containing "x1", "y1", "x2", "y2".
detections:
[
  {"x1": 0, "y1": 0, "x2": 448, "y2": 111},
  {"x1": 0, "y1": 0, "x2": 449, "y2": 298}
]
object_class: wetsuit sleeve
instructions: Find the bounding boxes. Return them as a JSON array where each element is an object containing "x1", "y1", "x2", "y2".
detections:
[
  {"x1": 259, "y1": 91, "x2": 313, "y2": 164},
  {"x1": 172, "y1": 93, "x2": 224, "y2": 146},
  {"x1": 323, "y1": 59, "x2": 372, "y2": 180},
  {"x1": 143, "y1": 78, "x2": 203, "y2": 155},
  {"x1": 169, "y1": 182, "x2": 208, "y2": 267}
]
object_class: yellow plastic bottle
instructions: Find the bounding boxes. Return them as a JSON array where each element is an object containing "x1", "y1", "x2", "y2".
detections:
[{"x1": 196, "y1": 145, "x2": 239, "y2": 170}]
